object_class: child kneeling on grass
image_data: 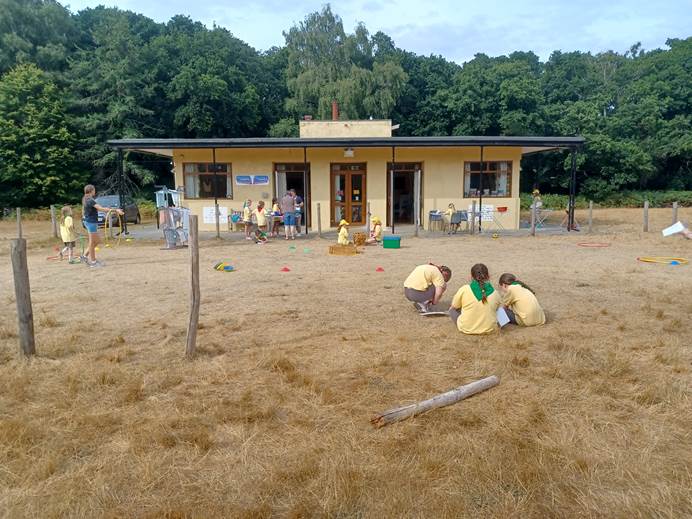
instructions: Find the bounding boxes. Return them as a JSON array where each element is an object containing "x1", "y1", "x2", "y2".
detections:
[
  {"x1": 404, "y1": 263, "x2": 452, "y2": 313},
  {"x1": 497, "y1": 273, "x2": 545, "y2": 326},
  {"x1": 449, "y1": 263, "x2": 501, "y2": 334}
]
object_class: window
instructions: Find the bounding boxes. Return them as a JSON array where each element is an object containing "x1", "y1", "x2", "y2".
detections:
[
  {"x1": 183, "y1": 163, "x2": 232, "y2": 199},
  {"x1": 464, "y1": 161, "x2": 512, "y2": 197}
]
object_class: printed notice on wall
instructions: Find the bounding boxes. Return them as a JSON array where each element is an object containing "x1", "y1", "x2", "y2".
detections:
[
  {"x1": 203, "y1": 206, "x2": 228, "y2": 224},
  {"x1": 468, "y1": 204, "x2": 494, "y2": 222}
]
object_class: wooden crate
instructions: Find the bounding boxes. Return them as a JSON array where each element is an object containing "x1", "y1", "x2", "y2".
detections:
[{"x1": 328, "y1": 244, "x2": 359, "y2": 256}]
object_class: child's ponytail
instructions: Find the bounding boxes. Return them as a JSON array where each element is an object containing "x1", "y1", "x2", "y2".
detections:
[
  {"x1": 499, "y1": 272, "x2": 535, "y2": 294},
  {"x1": 471, "y1": 263, "x2": 490, "y2": 304}
]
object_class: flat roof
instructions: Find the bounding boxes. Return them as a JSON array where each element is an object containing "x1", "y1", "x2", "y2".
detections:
[{"x1": 108, "y1": 135, "x2": 584, "y2": 157}]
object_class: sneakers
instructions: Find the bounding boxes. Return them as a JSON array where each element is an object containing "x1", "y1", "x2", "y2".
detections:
[
  {"x1": 88, "y1": 260, "x2": 104, "y2": 268},
  {"x1": 245, "y1": 236, "x2": 252, "y2": 240},
  {"x1": 414, "y1": 302, "x2": 430, "y2": 313}
]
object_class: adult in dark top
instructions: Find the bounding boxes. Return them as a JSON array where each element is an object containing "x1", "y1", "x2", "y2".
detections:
[{"x1": 82, "y1": 184, "x2": 123, "y2": 267}]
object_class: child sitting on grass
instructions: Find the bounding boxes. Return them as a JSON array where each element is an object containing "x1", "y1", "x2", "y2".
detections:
[
  {"x1": 497, "y1": 273, "x2": 545, "y2": 326},
  {"x1": 59, "y1": 205, "x2": 79, "y2": 263},
  {"x1": 366, "y1": 216, "x2": 382, "y2": 244},
  {"x1": 337, "y1": 219, "x2": 350, "y2": 245},
  {"x1": 449, "y1": 263, "x2": 501, "y2": 334}
]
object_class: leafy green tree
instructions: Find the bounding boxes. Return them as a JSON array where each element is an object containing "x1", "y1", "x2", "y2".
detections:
[
  {"x1": 280, "y1": 6, "x2": 407, "y2": 122},
  {"x1": 0, "y1": 0, "x2": 78, "y2": 76},
  {"x1": 0, "y1": 64, "x2": 85, "y2": 207}
]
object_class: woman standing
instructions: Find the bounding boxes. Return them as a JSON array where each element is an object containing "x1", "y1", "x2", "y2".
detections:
[{"x1": 82, "y1": 184, "x2": 123, "y2": 267}]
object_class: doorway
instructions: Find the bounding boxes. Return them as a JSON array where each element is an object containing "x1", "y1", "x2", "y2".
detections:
[
  {"x1": 274, "y1": 163, "x2": 310, "y2": 226},
  {"x1": 330, "y1": 163, "x2": 366, "y2": 226},
  {"x1": 387, "y1": 163, "x2": 423, "y2": 226}
]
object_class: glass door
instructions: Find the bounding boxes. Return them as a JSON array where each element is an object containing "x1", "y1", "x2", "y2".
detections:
[{"x1": 331, "y1": 164, "x2": 366, "y2": 226}]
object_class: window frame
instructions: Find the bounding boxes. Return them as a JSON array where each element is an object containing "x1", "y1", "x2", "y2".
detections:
[
  {"x1": 463, "y1": 161, "x2": 512, "y2": 198},
  {"x1": 183, "y1": 162, "x2": 233, "y2": 200}
]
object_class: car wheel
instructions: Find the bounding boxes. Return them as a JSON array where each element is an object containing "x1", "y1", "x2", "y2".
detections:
[{"x1": 135, "y1": 212, "x2": 141, "y2": 225}]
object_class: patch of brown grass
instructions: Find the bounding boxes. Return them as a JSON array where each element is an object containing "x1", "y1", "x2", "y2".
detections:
[{"x1": 0, "y1": 208, "x2": 691, "y2": 517}]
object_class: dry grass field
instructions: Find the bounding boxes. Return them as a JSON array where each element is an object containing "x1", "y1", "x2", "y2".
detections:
[{"x1": 1, "y1": 208, "x2": 691, "y2": 518}]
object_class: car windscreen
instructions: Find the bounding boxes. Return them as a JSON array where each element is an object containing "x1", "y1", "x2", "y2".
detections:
[{"x1": 95, "y1": 196, "x2": 120, "y2": 207}]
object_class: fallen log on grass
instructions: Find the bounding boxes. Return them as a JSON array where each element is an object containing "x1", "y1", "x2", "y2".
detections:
[{"x1": 370, "y1": 375, "x2": 500, "y2": 428}]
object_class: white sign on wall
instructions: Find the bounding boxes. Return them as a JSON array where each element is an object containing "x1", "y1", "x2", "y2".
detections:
[
  {"x1": 468, "y1": 204, "x2": 494, "y2": 222},
  {"x1": 203, "y1": 206, "x2": 228, "y2": 224}
]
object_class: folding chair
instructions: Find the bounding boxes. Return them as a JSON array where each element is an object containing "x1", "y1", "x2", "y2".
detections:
[{"x1": 491, "y1": 206, "x2": 508, "y2": 231}]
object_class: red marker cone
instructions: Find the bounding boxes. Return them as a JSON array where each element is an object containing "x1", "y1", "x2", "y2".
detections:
[
  {"x1": 375, "y1": 267, "x2": 384, "y2": 272},
  {"x1": 280, "y1": 266, "x2": 291, "y2": 272}
]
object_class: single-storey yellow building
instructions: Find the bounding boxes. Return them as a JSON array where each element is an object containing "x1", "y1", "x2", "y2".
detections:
[{"x1": 109, "y1": 120, "x2": 583, "y2": 233}]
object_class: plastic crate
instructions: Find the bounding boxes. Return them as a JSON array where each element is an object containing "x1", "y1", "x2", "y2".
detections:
[{"x1": 383, "y1": 235, "x2": 401, "y2": 249}]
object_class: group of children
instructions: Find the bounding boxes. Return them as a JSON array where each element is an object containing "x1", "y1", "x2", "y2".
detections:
[
  {"x1": 337, "y1": 216, "x2": 383, "y2": 245},
  {"x1": 403, "y1": 262, "x2": 545, "y2": 335}
]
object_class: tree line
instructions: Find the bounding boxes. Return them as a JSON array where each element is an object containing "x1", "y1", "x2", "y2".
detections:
[{"x1": 0, "y1": 1, "x2": 690, "y2": 208}]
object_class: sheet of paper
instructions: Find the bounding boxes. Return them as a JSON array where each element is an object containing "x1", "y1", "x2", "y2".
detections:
[
  {"x1": 662, "y1": 221, "x2": 684, "y2": 236},
  {"x1": 497, "y1": 307, "x2": 510, "y2": 327}
]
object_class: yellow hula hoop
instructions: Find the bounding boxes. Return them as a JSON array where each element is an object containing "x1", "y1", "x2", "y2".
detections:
[
  {"x1": 637, "y1": 256, "x2": 688, "y2": 265},
  {"x1": 104, "y1": 209, "x2": 123, "y2": 247}
]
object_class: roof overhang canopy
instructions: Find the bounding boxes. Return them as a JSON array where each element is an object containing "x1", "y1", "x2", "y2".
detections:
[{"x1": 108, "y1": 136, "x2": 584, "y2": 158}]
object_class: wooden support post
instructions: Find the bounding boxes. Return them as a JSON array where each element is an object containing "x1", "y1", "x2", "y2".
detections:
[
  {"x1": 17, "y1": 207, "x2": 22, "y2": 238},
  {"x1": 50, "y1": 205, "x2": 58, "y2": 238},
  {"x1": 643, "y1": 200, "x2": 649, "y2": 232},
  {"x1": 414, "y1": 168, "x2": 421, "y2": 237},
  {"x1": 185, "y1": 215, "x2": 200, "y2": 358},
  {"x1": 470, "y1": 201, "x2": 476, "y2": 235},
  {"x1": 317, "y1": 202, "x2": 322, "y2": 238},
  {"x1": 365, "y1": 201, "x2": 371, "y2": 236},
  {"x1": 371, "y1": 375, "x2": 500, "y2": 428},
  {"x1": 530, "y1": 202, "x2": 536, "y2": 237},
  {"x1": 11, "y1": 238, "x2": 35, "y2": 357},
  {"x1": 588, "y1": 200, "x2": 593, "y2": 233},
  {"x1": 672, "y1": 201, "x2": 678, "y2": 225},
  {"x1": 215, "y1": 203, "x2": 221, "y2": 240}
]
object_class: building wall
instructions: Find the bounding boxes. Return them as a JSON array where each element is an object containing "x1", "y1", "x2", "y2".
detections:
[
  {"x1": 299, "y1": 120, "x2": 392, "y2": 138},
  {"x1": 172, "y1": 146, "x2": 523, "y2": 232}
]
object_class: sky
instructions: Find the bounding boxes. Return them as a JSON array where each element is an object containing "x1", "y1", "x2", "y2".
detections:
[{"x1": 64, "y1": 0, "x2": 691, "y2": 63}]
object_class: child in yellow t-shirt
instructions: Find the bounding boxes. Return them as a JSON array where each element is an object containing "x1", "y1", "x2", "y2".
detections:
[
  {"x1": 449, "y1": 263, "x2": 501, "y2": 334},
  {"x1": 253, "y1": 200, "x2": 268, "y2": 234},
  {"x1": 242, "y1": 199, "x2": 253, "y2": 240},
  {"x1": 337, "y1": 219, "x2": 350, "y2": 245},
  {"x1": 497, "y1": 273, "x2": 545, "y2": 326},
  {"x1": 59, "y1": 205, "x2": 78, "y2": 263},
  {"x1": 270, "y1": 198, "x2": 281, "y2": 237},
  {"x1": 366, "y1": 216, "x2": 383, "y2": 244}
]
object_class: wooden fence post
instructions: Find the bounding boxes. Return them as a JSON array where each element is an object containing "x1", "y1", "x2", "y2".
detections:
[
  {"x1": 11, "y1": 238, "x2": 36, "y2": 357},
  {"x1": 643, "y1": 200, "x2": 649, "y2": 232},
  {"x1": 588, "y1": 200, "x2": 593, "y2": 233},
  {"x1": 672, "y1": 201, "x2": 678, "y2": 225},
  {"x1": 470, "y1": 201, "x2": 476, "y2": 235},
  {"x1": 215, "y1": 203, "x2": 221, "y2": 239},
  {"x1": 365, "y1": 201, "x2": 371, "y2": 236},
  {"x1": 185, "y1": 215, "x2": 200, "y2": 358},
  {"x1": 317, "y1": 202, "x2": 322, "y2": 238},
  {"x1": 17, "y1": 207, "x2": 22, "y2": 239},
  {"x1": 414, "y1": 169, "x2": 421, "y2": 237},
  {"x1": 530, "y1": 202, "x2": 536, "y2": 237},
  {"x1": 50, "y1": 205, "x2": 58, "y2": 238}
]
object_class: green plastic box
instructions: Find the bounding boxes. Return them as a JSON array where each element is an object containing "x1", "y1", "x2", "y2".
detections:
[{"x1": 383, "y1": 235, "x2": 401, "y2": 249}]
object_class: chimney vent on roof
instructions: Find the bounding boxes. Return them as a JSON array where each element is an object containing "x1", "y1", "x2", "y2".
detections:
[
  {"x1": 331, "y1": 100, "x2": 339, "y2": 121},
  {"x1": 303, "y1": 115, "x2": 313, "y2": 121}
]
